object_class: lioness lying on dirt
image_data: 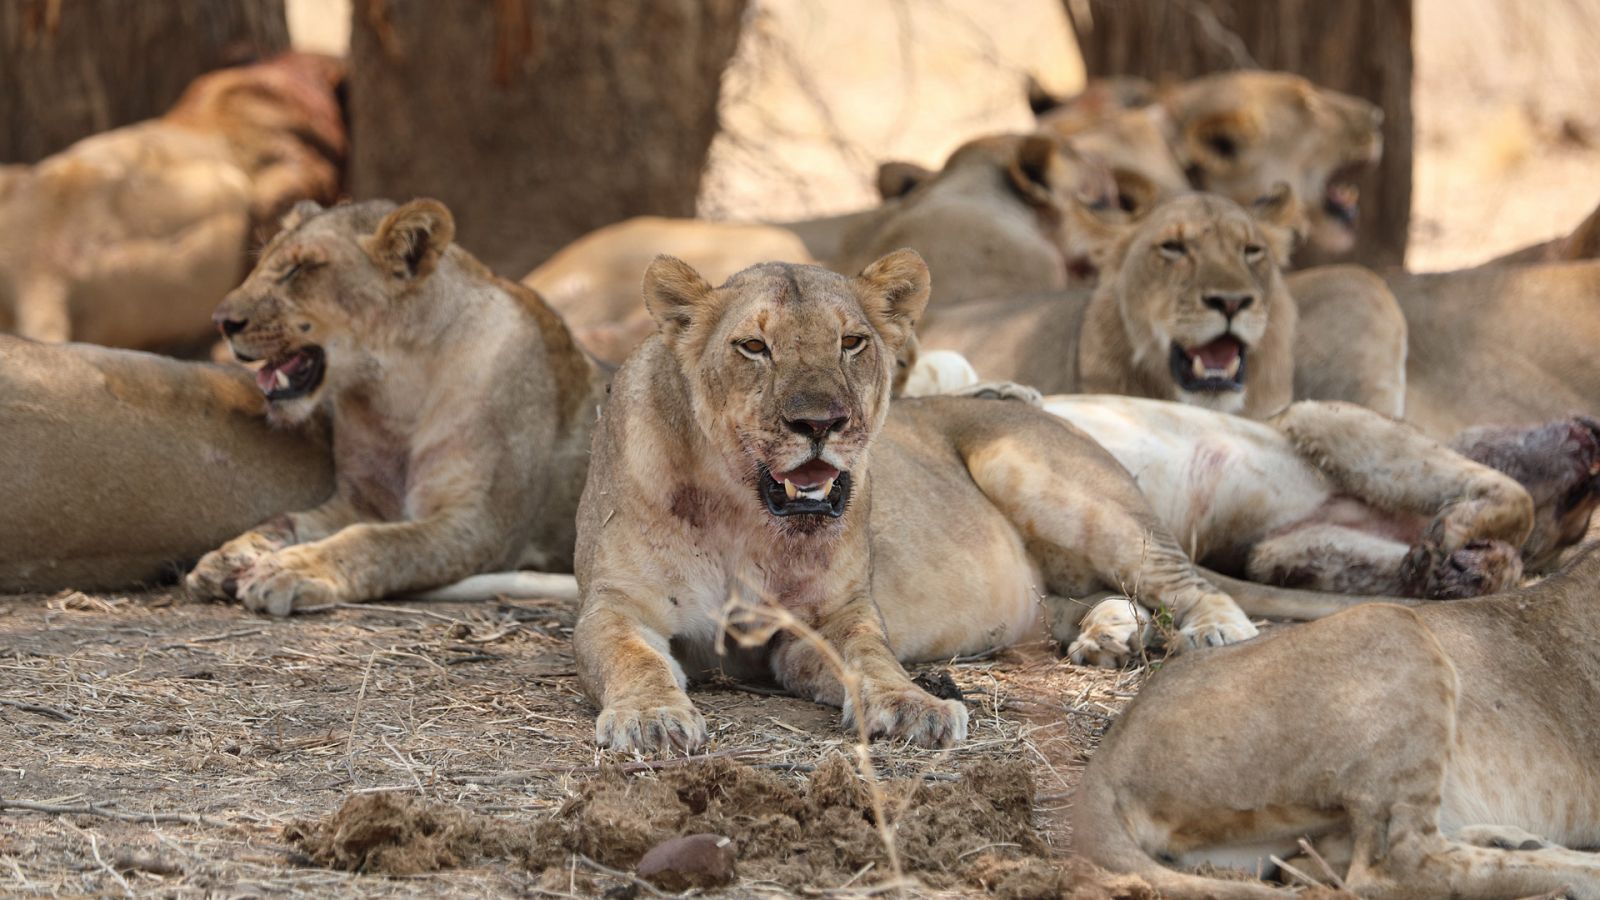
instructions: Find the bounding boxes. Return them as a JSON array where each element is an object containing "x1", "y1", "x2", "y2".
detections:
[
  {"x1": 568, "y1": 250, "x2": 1384, "y2": 753},
  {"x1": 1074, "y1": 544, "x2": 1600, "y2": 898},
  {"x1": 186, "y1": 198, "x2": 607, "y2": 615}
]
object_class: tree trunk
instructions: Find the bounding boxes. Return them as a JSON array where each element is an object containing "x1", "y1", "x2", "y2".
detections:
[
  {"x1": 0, "y1": 0, "x2": 289, "y2": 163},
  {"x1": 1067, "y1": 0, "x2": 1413, "y2": 267},
  {"x1": 348, "y1": 0, "x2": 748, "y2": 277}
]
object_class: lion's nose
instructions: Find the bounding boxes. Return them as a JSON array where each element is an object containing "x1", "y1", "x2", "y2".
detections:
[
  {"x1": 214, "y1": 311, "x2": 248, "y2": 336},
  {"x1": 786, "y1": 415, "x2": 848, "y2": 439},
  {"x1": 1203, "y1": 292, "x2": 1254, "y2": 318}
]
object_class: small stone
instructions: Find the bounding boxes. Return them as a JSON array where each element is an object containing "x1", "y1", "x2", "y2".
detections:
[{"x1": 635, "y1": 833, "x2": 736, "y2": 890}]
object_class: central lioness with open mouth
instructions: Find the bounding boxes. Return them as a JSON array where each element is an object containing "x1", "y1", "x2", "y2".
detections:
[{"x1": 572, "y1": 250, "x2": 1302, "y2": 754}]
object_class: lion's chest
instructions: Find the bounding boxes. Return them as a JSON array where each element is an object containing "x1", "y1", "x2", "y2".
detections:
[{"x1": 333, "y1": 409, "x2": 411, "y2": 521}]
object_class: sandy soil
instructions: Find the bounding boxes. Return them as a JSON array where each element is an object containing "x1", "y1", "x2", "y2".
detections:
[{"x1": 0, "y1": 587, "x2": 1152, "y2": 896}]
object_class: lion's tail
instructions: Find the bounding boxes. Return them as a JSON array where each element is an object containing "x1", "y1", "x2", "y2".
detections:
[
  {"x1": 408, "y1": 571, "x2": 579, "y2": 603},
  {"x1": 1203, "y1": 568, "x2": 1419, "y2": 621},
  {"x1": 1072, "y1": 769, "x2": 1288, "y2": 900}
]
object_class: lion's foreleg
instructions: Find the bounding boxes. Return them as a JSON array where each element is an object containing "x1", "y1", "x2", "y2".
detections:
[
  {"x1": 770, "y1": 594, "x2": 968, "y2": 748},
  {"x1": 185, "y1": 496, "x2": 360, "y2": 602},
  {"x1": 231, "y1": 508, "x2": 504, "y2": 615},
  {"x1": 575, "y1": 595, "x2": 706, "y2": 754}
]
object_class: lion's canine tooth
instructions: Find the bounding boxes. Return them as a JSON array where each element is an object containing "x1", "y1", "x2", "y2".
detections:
[
  {"x1": 1191, "y1": 353, "x2": 1206, "y2": 379},
  {"x1": 274, "y1": 370, "x2": 290, "y2": 390},
  {"x1": 1223, "y1": 356, "x2": 1241, "y2": 379},
  {"x1": 784, "y1": 479, "x2": 798, "y2": 501},
  {"x1": 822, "y1": 477, "x2": 835, "y2": 497}
]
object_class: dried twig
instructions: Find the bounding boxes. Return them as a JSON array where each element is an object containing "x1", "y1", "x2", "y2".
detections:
[
  {"x1": 0, "y1": 698, "x2": 72, "y2": 721},
  {"x1": 574, "y1": 853, "x2": 672, "y2": 898},
  {"x1": 0, "y1": 798, "x2": 225, "y2": 828},
  {"x1": 1296, "y1": 837, "x2": 1347, "y2": 890}
]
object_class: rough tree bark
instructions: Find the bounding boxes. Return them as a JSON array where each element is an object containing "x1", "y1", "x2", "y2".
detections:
[
  {"x1": 1067, "y1": 0, "x2": 1413, "y2": 267},
  {"x1": 0, "y1": 0, "x2": 289, "y2": 163},
  {"x1": 349, "y1": 0, "x2": 749, "y2": 277}
]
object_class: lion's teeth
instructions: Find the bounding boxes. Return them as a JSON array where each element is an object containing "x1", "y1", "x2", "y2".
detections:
[
  {"x1": 1191, "y1": 354, "x2": 1206, "y2": 379},
  {"x1": 784, "y1": 479, "x2": 798, "y2": 501},
  {"x1": 821, "y1": 477, "x2": 835, "y2": 496},
  {"x1": 1223, "y1": 356, "x2": 1241, "y2": 379},
  {"x1": 274, "y1": 370, "x2": 290, "y2": 390}
]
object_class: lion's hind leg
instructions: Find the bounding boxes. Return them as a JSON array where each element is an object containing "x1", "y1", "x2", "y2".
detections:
[
  {"x1": 956, "y1": 407, "x2": 1257, "y2": 658},
  {"x1": 1273, "y1": 401, "x2": 1532, "y2": 598}
]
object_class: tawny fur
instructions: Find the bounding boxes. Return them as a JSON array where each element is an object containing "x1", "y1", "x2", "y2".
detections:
[
  {"x1": 185, "y1": 199, "x2": 606, "y2": 616},
  {"x1": 1073, "y1": 546, "x2": 1600, "y2": 899},
  {"x1": 0, "y1": 53, "x2": 345, "y2": 350},
  {"x1": 573, "y1": 251, "x2": 1286, "y2": 755}
]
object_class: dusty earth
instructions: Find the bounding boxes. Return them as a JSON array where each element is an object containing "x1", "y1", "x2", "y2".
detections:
[{"x1": 0, "y1": 587, "x2": 1157, "y2": 897}]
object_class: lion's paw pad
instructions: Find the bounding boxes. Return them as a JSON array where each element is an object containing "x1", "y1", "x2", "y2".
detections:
[{"x1": 845, "y1": 688, "x2": 968, "y2": 748}]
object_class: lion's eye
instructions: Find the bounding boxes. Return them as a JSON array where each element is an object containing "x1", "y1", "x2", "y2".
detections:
[
  {"x1": 277, "y1": 263, "x2": 302, "y2": 284},
  {"x1": 1243, "y1": 244, "x2": 1266, "y2": 262},
  {"x1": 736, "y1": 338, "x2": 769, "y2": 358},
  {"x1": 1205, "y1": 132, "x2": 1238, "y2": 159},
  {"x1": 841, "y1": 334, "x2": 867, "y2": 353},
  {"x1": 1158, "y1": 239, "x2": 1187, "y2": 258}
]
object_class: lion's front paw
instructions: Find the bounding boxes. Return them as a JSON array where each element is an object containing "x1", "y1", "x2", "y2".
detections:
[
  {"x1": 1067, "y1": 596, "x2": 1150, "y2": 668},
  {"x1": 185, "y1": 532, "x2": 284, "y2": 602},
  {"x1": 595, "y1": 702, "x2": 707, "y2": 754},
  {"x1": 1176, "y1": 595, "x2": 1259, "y2": 651},
  {"x1": 958, "y1": 380, "x2": 1044, "y2": 407},
  {"x1": 234, "y1": 549, "x2": 343, "y2": 617},
  {"x1": 844, "y1": 683, "x2": 968, "y2": 748}
]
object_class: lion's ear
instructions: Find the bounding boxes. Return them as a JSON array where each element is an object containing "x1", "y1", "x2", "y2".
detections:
[
  {"x1": 876, "y1": 160, "x2": 934, "y2": 201},
  {"x1": 855, "y1": 248, "x2": 930, "y2": 355},
  {"x1": 367, "y1": 199, "x2": 454, "y2": 280},
  {"x1": 1007, "y1": 134, "x2": 1069, "y2": 209},
  {"x1": 280, "y1": 199, "x2": 324, "y2": 232},
  {"x1": 1250, "y1": 182, "x2": 1305, "y2": 266},
  {"x1": 642, "y1": 254, "x2": 715, "y2": 341}
]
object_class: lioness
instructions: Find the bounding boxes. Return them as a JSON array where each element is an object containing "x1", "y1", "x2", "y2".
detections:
[
  {"x1": 0, "y1": 336, "x2": 332, "y2": 593},
  {"x1": 186, "y1": 198, "x2": 607, "y2": 615},
  {"x1": 919, "y1": 188, "x2": 1408, "y2": 419},
  {"x1": 831, "y1": 134, "x2": 1116, "y2": 308},
  {"x1": 0, "y1": 53, "x2": 346, "y2": 350},
  {"x1": 903, "y1": 350, "x2": 1600, "y2": 664},
  {"x1": 569, "y1": 250, "x2": 1361, "y2": 753},
  {"x1": 1073, "y1": 545, "x2": 1600, "y2": 898},
  {"x1": 1032, "y1": 71, "x2": 1383, "y2": 257}
]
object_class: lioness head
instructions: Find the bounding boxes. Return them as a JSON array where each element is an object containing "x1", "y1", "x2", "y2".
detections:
[
  {"x1": 642, "y1": 250, "x2": 930, "y2": 532},
  {"x1": 1165, "y1": 71, "x2": 1382, "y2": 255},
  {"x1": 840, "y1": 134, "x2": 1116, "y2": 301},
  {"x1": 1083, "y1": 187, "x2": 1300, "y2": 416},
  {"x1": 212, "y1": 198, "x2": 455, "y2": 424}
]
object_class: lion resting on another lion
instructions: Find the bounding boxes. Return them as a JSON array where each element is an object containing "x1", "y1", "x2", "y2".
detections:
[
  {"x1": 570, "y1": 250, "x2": 1383, "y2": 753},
  {"x1": 185, "y1": 198, "x2": 606, "y2": 615},
  {"x1": 0, "y1": 53, "x2": 345, "y2": 351},
  {"x1": 1074, "y1": 545, "x2": 1600, "y2": 898}
]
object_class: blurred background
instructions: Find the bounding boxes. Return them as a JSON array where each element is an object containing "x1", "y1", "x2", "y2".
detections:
[{"x1": 6, "y1": 0, "x2": 1599, "y2": 274}]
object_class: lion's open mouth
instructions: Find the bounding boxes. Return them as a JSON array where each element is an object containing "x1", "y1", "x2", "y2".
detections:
[
  {"x1": 1322, "y1": 163, "x2": 1364, "y2": 229},
  {"x1": 1170, "y1": 335, "x2": 1245, "y2": 393},
  {"x1": 253, "y1": 346, "x2": 326, "y2": 402},
  {"x1": 757, "y1": 459, "x2": 851, "y2": 518}
]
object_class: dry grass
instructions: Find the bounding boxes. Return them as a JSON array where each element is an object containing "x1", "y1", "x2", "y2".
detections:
[{"x1": 0, "y1": 588, "x2": 1141, "y2": 897}]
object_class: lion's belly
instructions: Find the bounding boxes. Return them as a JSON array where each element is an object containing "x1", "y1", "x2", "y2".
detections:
[
  {"x1": 1042, "y1": 396, "x2": 1331, "y2": 563},
  {"x1": 868, "y1": 433, "x2": 1048, "y2": 662}
]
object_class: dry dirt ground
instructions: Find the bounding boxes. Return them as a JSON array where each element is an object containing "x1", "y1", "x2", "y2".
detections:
[{"x1": 0, "y1": 587, "x2": 1161, "y2": 897}]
